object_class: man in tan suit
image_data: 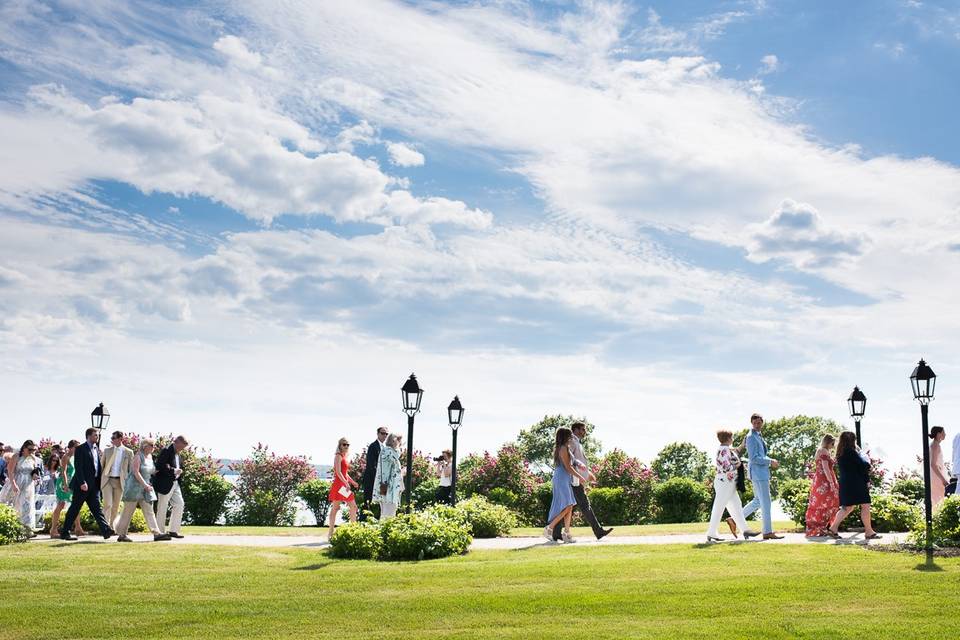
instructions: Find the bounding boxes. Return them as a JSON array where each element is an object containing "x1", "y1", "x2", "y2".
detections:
[{"x1": 100, "y1": 430, "x2": 133, "y2": 529}]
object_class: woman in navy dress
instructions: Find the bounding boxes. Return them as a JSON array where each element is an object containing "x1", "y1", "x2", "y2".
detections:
[
  {"x1": 543, "y1": 427, "x2": 588, "y2": 543},
  {"x1": 826, "y1": 431, "x2": 880, "y2": 539}
]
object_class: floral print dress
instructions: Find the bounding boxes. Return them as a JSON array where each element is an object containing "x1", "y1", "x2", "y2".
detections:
[{"x1": 804, "y1": 450, "x2": 839, "y2": 537}]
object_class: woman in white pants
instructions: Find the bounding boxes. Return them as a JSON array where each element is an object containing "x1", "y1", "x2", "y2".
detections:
[
  {"x1": 375, "y1": 434, "x2": 404, "y2": 519},
  {"x1": 707, "y1": 429, "x2": 759, "y2": 542}
]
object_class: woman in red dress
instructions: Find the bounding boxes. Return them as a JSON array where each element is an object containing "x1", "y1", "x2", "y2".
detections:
[
  {"x1": 327, "y1": 437, "x2": 359, "y2": 539},
  {"x1": 805, "y1": 434, "x2": 839, "y2": 537}
]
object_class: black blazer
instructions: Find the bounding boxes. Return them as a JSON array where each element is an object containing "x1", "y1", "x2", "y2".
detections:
[
  {"x1": 70, "y1": 441, "x2": 102, "y2": 492},
  {"x1": 152, "y1": 444, "x2": 180, "y2": 496},
  {"x1": 361, "y1": 440, "x2": 381, "y2": 492}
]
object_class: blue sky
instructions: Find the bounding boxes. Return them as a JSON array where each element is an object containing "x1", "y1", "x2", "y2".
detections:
[{"x1": 0, "y1": 1, "x2": 958, "y2": 470}]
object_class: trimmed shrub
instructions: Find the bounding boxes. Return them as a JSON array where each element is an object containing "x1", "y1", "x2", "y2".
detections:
[
  {"x1": 890, "y1": 478, "x2": 925, "y2": 505},
  {"x1": 0, "y1": 504, "x2": 27, "y2": 545},
  {"x1": 653, "y1": 477, "x2": 710, "y2": 523},
  {"x1": 452, "y1": 496, "x2": 517, "y2": 538},
  {"x1": 487, "y1": 487, "x2": 518, "y2": 509},
  {"x1": 869, "y1": 494, "x2": 921, "y2": 533},
  {"x1": 911, "y1": 495, "x2": 960, "y2": 547},
  {"x1": 183, "y1": 472, "x2": 233, "y2": 525},
  {"x1": 328, "y1": 521, "x2": 382, "y2": 559},
  {"x1": 42, "y1": 504, "x2": 147, "y2": 534},
  {"x1": 587, "y1": 487, "x2": 629, "y2": 526},
  {"x1": 778, "y1": 478, "x2": 813, "y2": 527},
  {"x1": 378, "y1": 511, "x2": 472, "y2": 561},
  {"x1": 298, "y1": 479, "x2": 332, "y2": 526}
]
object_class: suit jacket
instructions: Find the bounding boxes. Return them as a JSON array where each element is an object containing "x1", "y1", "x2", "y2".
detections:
[
  {"x1": 746, "y1": 429, "x2": 773, "y2": 482},
  {"x1": 361, "y1": 440, "x2": 382, "y2": 493},
  {"x1": 152, "y1": 444, "x2": 180, "y2": 496},
  {"x1": 70, "y1": 441, "x2": 102, "y2": 493},
  {"x1": 100, "y1": 445, "x2": 133, "y2": 490}
]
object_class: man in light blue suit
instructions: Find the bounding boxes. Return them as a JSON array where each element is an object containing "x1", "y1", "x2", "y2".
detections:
[{"x1": 741, "y1": 413, "x2": 784, "y2": 540}]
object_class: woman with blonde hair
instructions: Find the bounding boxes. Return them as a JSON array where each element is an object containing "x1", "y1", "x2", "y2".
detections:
[
  {"x1": 327, "y1": 437, "x2": 359, "y2": 538},
  {"x1": 707, "y1": 429, "x2": 758, "y2": 542},
  {"x1": 804, "y1": 434, "x2": 839, "y2": 537},
  {"x1": 116, "y1": 439, "x2": 169, "y2": 542},
  {"x1": 375, "y1": 434, "x2": 404, "y2": 519}
]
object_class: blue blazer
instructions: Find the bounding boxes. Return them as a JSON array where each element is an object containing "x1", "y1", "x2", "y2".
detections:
[{"x1": 746, "y1": 429, "x2": 774, "y2": 482}]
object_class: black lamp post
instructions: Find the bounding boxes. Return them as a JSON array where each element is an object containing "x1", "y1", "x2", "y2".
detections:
[
  {"x1": 848, "y1": 386, "x2": 866, "y2": 448},
  {"x1": 401, "y1": 373, "x2": 423, "y2": 512},
  {"x1": 447, "y1": 396, "x2": 464, "y2": 505},
  {"x1": 910, "y1": 359, "x2": 937, "y2": 558},
  {"x1": 91, "y1": 403, "x2": 110, "y2": 441}
]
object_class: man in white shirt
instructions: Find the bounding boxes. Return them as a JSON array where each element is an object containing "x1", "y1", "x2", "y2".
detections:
[
  {"x1": 951, "y1": 429, "x2": 960, "y2": 495},
  {"x1": 100, "y1": 431, "x2": 133, "y2": 529},
  {"x1": 551, "y1": 422, "x2": 613, "y2": 541}
]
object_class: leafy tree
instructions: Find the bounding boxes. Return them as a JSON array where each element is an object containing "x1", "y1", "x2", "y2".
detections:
[
  {"x1": 514, "y1": 414, "x2": 602, "y2": 470},
  {"x1": 651, "y1": 442, "x2": 711, "y2": 483},
  {"x1": 733, "y1": 415, "x2": 844, "y2": 482}
]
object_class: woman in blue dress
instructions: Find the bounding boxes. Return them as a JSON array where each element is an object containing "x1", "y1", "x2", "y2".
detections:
[{"x1": 543, "y1": 427, "x2": 588, "y2": 543}]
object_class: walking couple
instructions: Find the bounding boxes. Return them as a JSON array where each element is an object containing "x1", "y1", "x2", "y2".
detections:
[{"x1": 542, "y1": 422, "x2": 613, "y2": 543}]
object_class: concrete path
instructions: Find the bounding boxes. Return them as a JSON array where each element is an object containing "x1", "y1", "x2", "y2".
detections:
[{"x1": 28, "y1": 531, "x2": 910, "y2": 549}]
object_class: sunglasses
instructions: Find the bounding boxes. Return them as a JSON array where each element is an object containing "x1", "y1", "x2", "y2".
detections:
[{"x1": 341, "y1": 443, "x2": 350, "y2": 447}]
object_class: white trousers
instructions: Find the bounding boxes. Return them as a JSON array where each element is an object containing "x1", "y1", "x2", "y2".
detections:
[
  {"x1": 380, "y1": 501, "x2": 398, "y2": 519},
  {"x1": 156, "y1": 484, "x2": 184, "y2": 534},
  {"x1": 707, "y1": 477, "x2": 748, "y2": 537},
  {"x1": 116, "y1": 499, "x2": 161, "y2": 536}
]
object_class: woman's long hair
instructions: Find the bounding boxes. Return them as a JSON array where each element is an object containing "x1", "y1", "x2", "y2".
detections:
[
  {"x1": 554, "y1": 427, "x2": 572, "y2": 466},
  {"x1": 835, "y1": 431, "x2": 857, "y2": 460},
  {"x1": 18, "y1": 440, "x2": 35, "y2": 457},
  {"x1": 48, "y1": 453, "x2": 61, "y2": 473}
]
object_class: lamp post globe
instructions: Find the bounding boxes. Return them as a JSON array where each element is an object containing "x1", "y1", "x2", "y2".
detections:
[
  {"x1": 910, "y1": 359, "x2": 937, "y2": 560},
  {"x1": 447, "y1": 396, "x2": 464, "y2": 505},
  {"x1": 847, "y1": 386, "x2": 866, "y2": 448},
  {"x1": 90, "y1": 403, "x2": 110, "y2": 438},
  {"x1": 401, "y1": 374, "x2": 423, "y2": 511}
]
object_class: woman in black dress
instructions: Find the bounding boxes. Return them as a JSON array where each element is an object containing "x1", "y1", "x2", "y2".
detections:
[{"x1": 826, "y1": 431, "x2": 880, "y2": 539}]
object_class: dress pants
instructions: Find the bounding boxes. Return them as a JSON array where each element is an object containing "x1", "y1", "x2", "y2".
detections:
[
  {"x1": 741, "y1": 478, "x2": 773, "y2": 534},
  {"x1": 552, "y1": 484, "x2": 605, "y2": 540},
  {"x1": 156, "y1": 483, "x2": 184, "y2": 534},
  {"x1": 101, "y1": 477, "x2": 123, "y2": 528},
  {"x1": 116, "y1": 499, "x2": 161, "y2": 536},
  {"x1": 61, "y1": 487, "x2": 111, "y2": 536},
  {"x1": 707, "y1": 477, "x2": 748, "y2": 537}
]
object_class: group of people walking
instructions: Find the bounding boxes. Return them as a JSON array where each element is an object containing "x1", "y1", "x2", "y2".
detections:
[{"x1": 0, "y1": 430, "x2": 190, "y2": 542}]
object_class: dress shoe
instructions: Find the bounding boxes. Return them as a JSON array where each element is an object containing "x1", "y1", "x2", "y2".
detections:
[
  {"x1": 742, "y1": 529, "x2": 760, "y2": 539},
  {"x1": 103, "y1": 529, "x2": 116, "y2": 540},
  {"x1": 726, "y1": 517, "x2": 738, "y2": 536},
  {"x1": 706, "y1": 535, "x2": 724, "y2": 543},
  {"x1": 59, "y1": 533, "x2": 78, "y2": 541},
  {"x1": 597, "y1": 527, "x2": 614, "y2": 540},
  {"x1": 117, "y1": 535, "x2": 132, "y2": 542},
  {"x1": 153, "y1": 533, "x2": 172, "y2": 541},
  {"x1": 168, "y1": 532, "x2": 184, "y2": 539},
  {"x1": 763, "y1": 533, "x2": 784, "y2": 540}
]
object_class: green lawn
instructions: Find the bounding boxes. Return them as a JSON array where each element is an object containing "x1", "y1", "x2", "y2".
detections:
[
  {"x1": 181, "y1": 520, "x2": 800, "y2": 538},
  {"x1": 1, "y1": 542, "x2": 958, "y2": 639}
]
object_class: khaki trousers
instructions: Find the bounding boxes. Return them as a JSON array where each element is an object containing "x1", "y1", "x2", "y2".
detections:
[
  {"x1": 101, "y1": 477, "x2": 123, "y2": 528},
  {"x1": 156, "y1": 484, "x2": 184, "y2": 534},
  {"x1": 116, "y1": 499, "x2": 161, "y2": 536}
]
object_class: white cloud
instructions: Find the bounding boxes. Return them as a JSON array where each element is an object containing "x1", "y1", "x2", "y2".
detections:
[
  {"x1": 386, "y1": 141, "x2": 425, "y2": 167},
  {"x1": 213, "y1": 35, "x2": 263, "y2": 70},
  {"x1": 759, "y1": 53, "x2": 779, "y2": 74}
]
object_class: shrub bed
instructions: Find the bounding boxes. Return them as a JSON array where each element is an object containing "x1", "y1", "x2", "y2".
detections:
[
  {"x1": 0, "y1": 504, "x2": 27, "y2": 545},
  {"x1": 42, "y1": 504, "x2": 148, "y2": 534},
  {"x1": 448, "y1": 496, "x2": 516, "y2": 538},
  {"x1": 779, "y1": 478, "x2": 813, "y2": 527}
]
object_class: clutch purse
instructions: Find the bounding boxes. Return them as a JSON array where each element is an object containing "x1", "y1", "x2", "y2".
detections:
[{"x1": 338, "y1": 485, "x2": 352, "y2": 499}]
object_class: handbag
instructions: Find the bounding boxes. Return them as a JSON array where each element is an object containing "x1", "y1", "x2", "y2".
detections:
[{"x1": 378, "y1": 452, "x2": 388, "y2": 496}]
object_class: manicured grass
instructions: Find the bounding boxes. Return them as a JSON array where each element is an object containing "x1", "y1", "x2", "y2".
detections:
[
  {"x1": 510, "y1": 519, "x2": 800, "y2": 537},
  {"x1": 1, "y1": 541, "x2": 958, "y2": 639}
]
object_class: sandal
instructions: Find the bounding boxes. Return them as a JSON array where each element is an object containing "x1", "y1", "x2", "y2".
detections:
[
  {"x1": 864, "y1": 533, "x2": 882, "y2": 540},
  {"x1": 825, "y1": 530, "x2": 841, "y2": 539}
]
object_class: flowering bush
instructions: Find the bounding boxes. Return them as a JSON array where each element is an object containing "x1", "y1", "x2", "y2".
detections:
[
  {"x1": 458, "y1": 445, "x2": 543, "y2": 524},
  {"x1": 593, "y1": 449, "x2": 658, "y2": 524},
  {"x1": 227, "y1": 444, "x2": 315, "y2": 526}
]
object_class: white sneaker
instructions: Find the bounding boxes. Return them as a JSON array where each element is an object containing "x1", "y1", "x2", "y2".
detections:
[
  {"x1": 562, "y1": 532, "x2": 577, "y2": 543},
  {"x1": 542, "y1": 526, "x2": 554, "y2": 541}
]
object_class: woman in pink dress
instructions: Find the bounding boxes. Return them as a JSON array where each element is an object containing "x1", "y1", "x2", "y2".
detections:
[
  {"x1": 929, "y1": 427, "x2": 950, "y2": 510},
  {"x1": 805, "y1": 434, "x2": 839, "y2": 537}
]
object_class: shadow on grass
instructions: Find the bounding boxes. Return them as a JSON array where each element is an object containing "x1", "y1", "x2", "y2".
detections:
[
  {"x1": 508, "y1": 541, "x2": 565, "y2": 552},
  {"x1": 292, "y1": 562, "x2": 334, "y2": 571},
  {"x1": 47, "y1": 541, "x2": 105, "y2": 548}
]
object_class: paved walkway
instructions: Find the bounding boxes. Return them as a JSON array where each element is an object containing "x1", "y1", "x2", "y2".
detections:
[{"x1": 28, "y1": 531, "x2": 910, "y2": 549}]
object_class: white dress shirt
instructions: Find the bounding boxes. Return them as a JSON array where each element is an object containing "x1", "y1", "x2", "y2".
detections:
[
  {"x1": 110, "y1": 447, "x2": 124, "y2": 478},
  {"x1": 951, "y1": 432, "x2": 960, "y2": 479},
  {"x1": 568, "y1": 434, "x2": 588, "y2": 487}
]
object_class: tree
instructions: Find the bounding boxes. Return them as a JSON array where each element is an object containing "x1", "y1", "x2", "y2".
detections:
[
  {"x1": 514, "y1": 414, "x2": 602, "y2": 470},
  {"x1": 651, "y1": 442, "x2": 711, "y2": 483},
  {"x1": 733, "y1": 415, "x2": 843, "y2": 482}
]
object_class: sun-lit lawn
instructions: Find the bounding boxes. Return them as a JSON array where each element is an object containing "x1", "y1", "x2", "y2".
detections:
[{"x1": 1, "y1": 540, "x2": 958, "y2": 639}]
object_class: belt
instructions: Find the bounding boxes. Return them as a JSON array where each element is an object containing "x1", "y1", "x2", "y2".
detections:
[{"x1": 109, "y1": 476, "x2": 121, "y2": 479}]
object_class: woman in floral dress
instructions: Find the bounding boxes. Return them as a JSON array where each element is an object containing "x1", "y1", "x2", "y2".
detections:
[{"x1": 805, "y1": 434, "x2": 839, "y2": 537}]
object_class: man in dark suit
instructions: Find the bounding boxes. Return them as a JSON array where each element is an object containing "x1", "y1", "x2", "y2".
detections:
[
  {"x1": 360, "y1": 427, "x2": 389, "y2": 520},
  {"x1": 153, "y1": 436, "x2": 188, "y2": 538},
  {"x1": 60, "y1": 428, "x2": 113, "y2": 540}
]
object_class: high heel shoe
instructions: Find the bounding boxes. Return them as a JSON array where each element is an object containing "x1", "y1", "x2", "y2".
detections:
[
  {"x1": 706, "y1": 535, "x2": 724, "y2": 543},
  {"x1": 561, "y1": 532, "x2": 577, "y2": 543}
]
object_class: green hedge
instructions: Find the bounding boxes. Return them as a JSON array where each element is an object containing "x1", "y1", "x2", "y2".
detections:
[
  {"x1": 779, "y1": 478, "x2": 812, "y2": 527},
  {"x1": 588, "y1": 487, "x2": 629, "y2": 526},
  {"x1": 297, "y1": 479, "x2": 332, "y2": 526},
  {"x1": 446, "y1": 496, "x2": 516, "y2": 538},
  {"x1": 911, "y1": 495, "x2": 960, "y2": 547},
  {"x1": 183, "y1": 473, "x2": 233, "y2": 525},
  {"x1": 0, "y1": 504, "x2": 27, "y2": 545},
  {"x1": 328, "y1": 521, "x2": 382, "y2": 559},
  {"x1": 890, "y1": 478, "x2": 924, "y2": 505},
  {"x1": 653, "y1": 477, "x2": 710, "y2": 523},
  {"x1": 869, "y1": 494, "x2": 921, "y2": 533},
  {"x1": 328, "y1": 504, "x2": 476, "y2": 560}
]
